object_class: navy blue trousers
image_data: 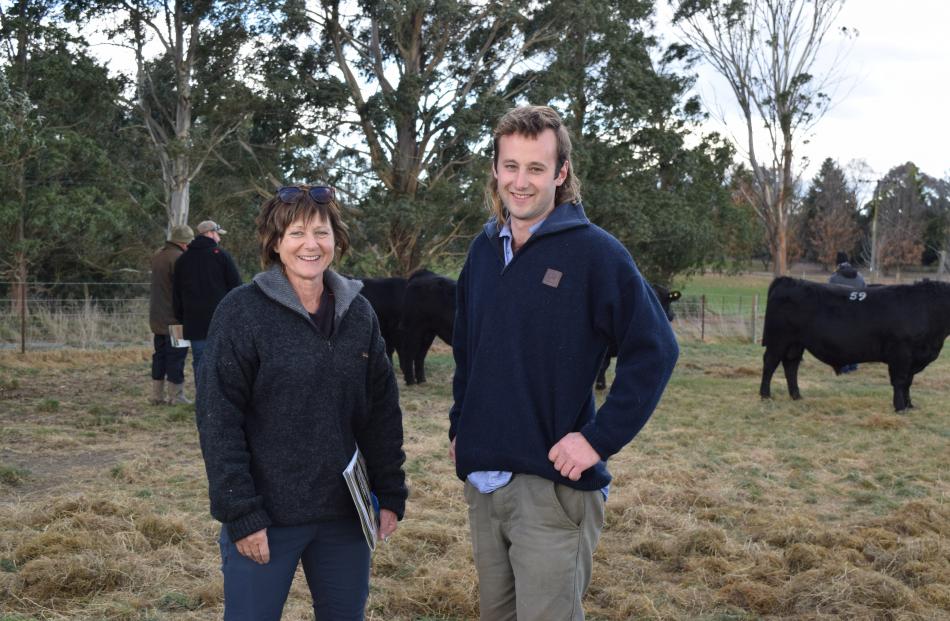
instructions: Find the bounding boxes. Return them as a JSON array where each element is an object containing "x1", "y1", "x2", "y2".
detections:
[
  {"x1": 151, "y1": 334, "x2": 188, "y2": 384},
  {"x1": 219, "y1": 520, "x2": 370, "y2": 621},
  {"x1": 191, "y1": 339, "x2": 207, "y2": 388}
]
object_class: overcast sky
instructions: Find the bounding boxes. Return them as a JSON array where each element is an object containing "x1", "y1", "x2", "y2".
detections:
[{"x1": 657, "y1": 1, "x2": 950, "y2": 187}]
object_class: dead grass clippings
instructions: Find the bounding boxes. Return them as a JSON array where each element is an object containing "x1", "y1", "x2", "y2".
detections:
[
  {"x1": 875, "y1": 500, "x2": 950, "y2": 537},
  {"x1": 135, "y1": 513, "x2": 188, "y2": 548},
  {"x1": 675, "y1": 526, "x2": 730, "y2": 557},
  {"x1": 917, "y1": 582, "x2": 950, "y2": 609},
  {"x1": 782, "y1": 563, "x2": 921, "y2": 617},
  {"x1": 785, "y1": 542, "x2": 830, "y2": 573},
  {"x1": 15, "y1": 552, "x2": 136, "y2": 605},
  {"x1": 718, "y1": 579, "x2": 782, "y2": 615}
]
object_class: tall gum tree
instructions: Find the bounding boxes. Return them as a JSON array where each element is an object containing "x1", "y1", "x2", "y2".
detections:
[
  {"x1": 514, "y1": 0, "x2": 738, "y2": 284},
  {"x1": 67, "y1": 0, "x2": 261, "y2": 234},
  {"x1": 674, "y1": 0, "x2": 849, "y2": 276},
  {"x1": 295, "y1": 0, "x2": 551, "y2": 274}
]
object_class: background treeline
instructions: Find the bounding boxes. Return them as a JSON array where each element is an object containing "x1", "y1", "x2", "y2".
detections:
[{"x1": 1, "y1": 0, "x2": 947, "y2": 299}]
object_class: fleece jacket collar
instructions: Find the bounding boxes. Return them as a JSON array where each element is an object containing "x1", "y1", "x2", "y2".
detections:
[
  {"x1": 188, "y1": 235, "x2": 218, "y2": 250},
  {"x1": 483, "y1": 201, "x2": 590, "y2": 242},
  {"x1": 252, "y1": 265, "x2": 363, "y2": 326}
]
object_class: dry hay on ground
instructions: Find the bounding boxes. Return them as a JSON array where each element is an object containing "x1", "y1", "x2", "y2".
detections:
[{"x1": 1, "y1": 345, "x2": 948, "y2": 620}]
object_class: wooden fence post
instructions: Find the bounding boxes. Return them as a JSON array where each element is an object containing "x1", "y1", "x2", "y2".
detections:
[
  {"x1": 751, "y1": 294, "x2": 758, "y2": 344},
  {"x1": 19, "y1": 279, "x2": 27, "y2": 354},
  {"x1": 701, "y1": 294, "x2": 706, "y2": 342}
]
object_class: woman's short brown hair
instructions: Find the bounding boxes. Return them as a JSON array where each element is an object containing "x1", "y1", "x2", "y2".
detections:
[{"x1": 256, "y1": 186, "x2": 351, "y2": 269}]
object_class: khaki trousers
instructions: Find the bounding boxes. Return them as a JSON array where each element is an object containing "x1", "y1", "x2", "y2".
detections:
[{"x1": 464, "y1": 474, "x2": 604, "y2": 621}]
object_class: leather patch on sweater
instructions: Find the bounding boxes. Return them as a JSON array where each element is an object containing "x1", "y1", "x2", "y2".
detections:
[{"x1": 542, "y1": 268, "x2": 563, "y2": 288}]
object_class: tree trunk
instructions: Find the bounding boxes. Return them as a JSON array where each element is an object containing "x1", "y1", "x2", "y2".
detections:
[
  {"x1": 773, "y1": 222, "x2": 787, "y2": 276},
  {"x1": 169, "y1": 154, "x2": 191, "y2": 228},
  {"x1": 388, "y1": 9, "x2": 424, "y2": 276}
]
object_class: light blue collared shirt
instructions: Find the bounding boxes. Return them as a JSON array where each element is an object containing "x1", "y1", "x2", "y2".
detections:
[{"x1": 467, "y1": 219, "x2": 608, "y2": 500}]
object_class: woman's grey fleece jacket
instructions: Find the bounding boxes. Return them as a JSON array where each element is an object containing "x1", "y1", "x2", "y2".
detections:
[{"x1": 195, "y1": 266, "x2": 407, "y2": 542}]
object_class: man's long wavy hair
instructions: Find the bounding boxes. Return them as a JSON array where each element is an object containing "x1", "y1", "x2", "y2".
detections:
[{"x1": 485, "y1": 105, "x2": 582, "y2": 226}]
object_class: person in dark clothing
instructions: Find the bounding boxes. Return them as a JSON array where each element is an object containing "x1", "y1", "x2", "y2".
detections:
[
  {"x1": 196, "y1": 186, "x2": 407, "y2": 621},
  {"x1": 449, "y1": 105, "x2": 678, "y2": 620},
  {"x1": 829, "y1": 251, "x2": 866, "y2": 289},
  {"x1": 149, "y1": 224, "x2": 193, "y2": 405},
  {"x1": 172, "y1": 220, "x2": 242, "y2": 387},
  {"x1": 829, "y1": 251, "x2": 865, "y2": 373}
]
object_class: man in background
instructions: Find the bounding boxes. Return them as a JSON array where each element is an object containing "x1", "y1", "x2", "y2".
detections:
[
  {"x1": 149, "y1": 224, "x2": 194, "y2": 405},
  {"x1": 173, "y1": 220, "x2": 242, "y2": 388},
  {"x1": 829, "y1": 251, "x2": 866, "y2": 289},
  {"x1": 829, "y1": 251, "x2": 865, "y2": 373}
]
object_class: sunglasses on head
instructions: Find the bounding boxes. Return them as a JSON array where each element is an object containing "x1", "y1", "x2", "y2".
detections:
[{"x1": 277, "y1": 185, "x2": 336, "y2": 204}]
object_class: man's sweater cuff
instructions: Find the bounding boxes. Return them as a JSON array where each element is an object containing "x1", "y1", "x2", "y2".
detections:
[
  {"x1": 226, "y1": 509, "x2": 272, "y2": 543},
  {"x1": 580, "y1": 425, "x2": 615, "y2": 462}
]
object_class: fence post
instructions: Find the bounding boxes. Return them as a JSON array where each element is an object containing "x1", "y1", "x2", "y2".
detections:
[
  {"x1": 19, "y1": 279, "x2": 26, "y2": 354},
  {"x1": 751, "y1": 294, "x2": 758, "y2": 344},
  {"x1": 701, "y1": 294, "x2": 706, "y2": 342}
]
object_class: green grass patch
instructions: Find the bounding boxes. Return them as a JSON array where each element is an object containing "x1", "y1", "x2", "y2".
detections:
[
  {"x1": 0, "y1": 463, "x2": 29, "y2": 486},
  {"x1": 35, "y1": 399, "x2": 59, "y2": 413}
]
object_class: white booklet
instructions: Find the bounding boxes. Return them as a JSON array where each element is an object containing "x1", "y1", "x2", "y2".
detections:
[
  {"x1": 343, "y1": 447, "x2": 379, "y2": 552},
  {"x1": 168, "y1": 324, "x2": 190, "y2": 348}
]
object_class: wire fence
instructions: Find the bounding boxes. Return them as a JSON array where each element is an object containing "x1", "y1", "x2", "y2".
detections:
[
  {"x1": 0, "y1": 282, "x2": 767, "y2": 351},
  {"x1": 0, "y1": 283, "x2": 152, "y2": 351}
]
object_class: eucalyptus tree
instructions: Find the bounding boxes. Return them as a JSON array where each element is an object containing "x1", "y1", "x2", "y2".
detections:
[
  {"x1": 66, "y1": 0, "x2": 267, "y2": 234},
  {"x1": 290, "y1": 0, "x2": 548, "y2": 274},
  {"x1": 513, "y1": 0, "x2": 738, "y2": 284},
  {"x1": 674, "y1": 0, "x2": 849, "y2": 276}
]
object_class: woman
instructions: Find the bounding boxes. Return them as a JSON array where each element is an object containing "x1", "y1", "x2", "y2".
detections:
[{"x1": 195, "y1": 185, "x2": 407, "y2": 620}]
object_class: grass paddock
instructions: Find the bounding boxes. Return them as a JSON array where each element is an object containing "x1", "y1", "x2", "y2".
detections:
[{"x1": 0, "y1": 338, "x2": 948, "y2": 620}]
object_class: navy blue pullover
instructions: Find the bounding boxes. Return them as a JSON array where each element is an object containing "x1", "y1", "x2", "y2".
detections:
[{"x1": 449, "y1": 202, "x2": 679, "y2": 491}]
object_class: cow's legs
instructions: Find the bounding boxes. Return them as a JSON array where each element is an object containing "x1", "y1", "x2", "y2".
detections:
[
  {"x1": 887, "y1": 361, "x2": 913, "y2": 412},
  {"x1": 595, "y1": 355, "x2": 611, "y2": 390},
  {"x1": 413, "y1": 333, "x2": 436, "y2": 384},
  {"x1": 760, "y1": 348, "x2": 782, "y2": 399},
  {"x1": 782, "y1": 345, "x2": 805, "y2": 400},
  {"x1": 397, "y1": 339, "x2": 417, "y2": 385},
  {"x1": 887, "y1": 356, "x2": 913, "y2": 412}
]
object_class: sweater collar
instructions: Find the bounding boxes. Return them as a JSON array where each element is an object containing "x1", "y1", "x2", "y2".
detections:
[
  {"x1": 483, "y1": 201, "x2": 590, "y2": 240},
  {"x1": 253, "y1": 265, "x2": 363, "y2": 323},
  {"x1": 188, "y1": 235, "x2": 218, "y2": 250}
]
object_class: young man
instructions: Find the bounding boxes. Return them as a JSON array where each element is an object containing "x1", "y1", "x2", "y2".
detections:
[
  {"x1": 449, "y1": 105, "x2": 679, "y2": 621},
  {"x1": 173, "y1": 220, "x2": 242, "y2": 387}
]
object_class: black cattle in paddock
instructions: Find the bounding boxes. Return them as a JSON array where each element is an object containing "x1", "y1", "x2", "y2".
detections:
[
  {"x1": 358, "y1": 276, "x2": 407, "y2": 361},
  {"x1": 595, "y1": 284, "x2": 681, "y2": 390},
  {"x1": 398, "y1": 270, "x2": 456, "y2": 385},
  {"x1": 759, "y1": 277, "x2": 950, "y2": 411}
]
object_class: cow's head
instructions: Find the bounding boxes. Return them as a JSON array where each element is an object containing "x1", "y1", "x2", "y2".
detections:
[{"x1": 651, "y1": 285, "x2": 682, "y2": 322}]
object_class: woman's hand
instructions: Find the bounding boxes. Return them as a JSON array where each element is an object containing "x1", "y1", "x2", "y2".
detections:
[
  {"x1": 378, "y1": 509, "x2": 398, "y2": 541},
  {"x1": 235, "y1": 528, "x2": 270, "y2": 564}
]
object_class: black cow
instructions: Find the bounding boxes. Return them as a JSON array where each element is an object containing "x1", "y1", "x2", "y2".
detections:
[
  {"x1": 759, "y1": 277, "x2": 950, "y2": 411},
  {"x1": 359, "y1": 276, "x2": 407, "y2": 361},
  {"x1": 595, "y1": 284, "x2": 681, "y2": 390},
  {"x1": 398, "y1": 270, "x2": 456, "y2": 385}
]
